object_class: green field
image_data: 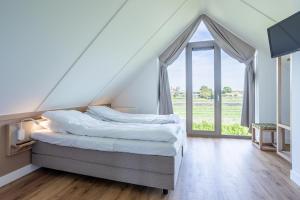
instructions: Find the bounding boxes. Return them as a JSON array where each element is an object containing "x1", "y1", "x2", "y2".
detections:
[{"x1": 172, "y1": 95, "x2": 250, "y2": 136}]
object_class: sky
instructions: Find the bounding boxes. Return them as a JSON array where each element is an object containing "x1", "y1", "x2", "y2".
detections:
[{"x1": 168, "y1": 22, "x2": 245, "y2": 92}]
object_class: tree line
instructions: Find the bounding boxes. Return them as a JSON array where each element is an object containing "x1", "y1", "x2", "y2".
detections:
[{"x1": 172, "y1": 86, "x2": 233, "y2": 99}]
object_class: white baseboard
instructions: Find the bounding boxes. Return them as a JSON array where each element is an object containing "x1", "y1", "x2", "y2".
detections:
[
  {"x1": 291, "y1": 169, "x2": 300, "y2": 186},
  {"x1": 0, "y1": 164, "x2": 40, "y2": 188}
]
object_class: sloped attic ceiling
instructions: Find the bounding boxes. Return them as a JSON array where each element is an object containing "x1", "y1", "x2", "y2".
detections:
[{"x1": 0, "y1": 0, "x2": 298, "y2": 116}]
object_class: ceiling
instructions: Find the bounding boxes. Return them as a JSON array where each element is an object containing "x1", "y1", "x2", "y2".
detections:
[{"x1": 0, "y1": 0, "x2": 298, "y2": 115}]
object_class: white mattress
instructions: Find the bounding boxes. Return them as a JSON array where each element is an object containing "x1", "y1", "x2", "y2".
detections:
[{"x1": 31, "y1": 126, "x2": 186, "y2": 157}]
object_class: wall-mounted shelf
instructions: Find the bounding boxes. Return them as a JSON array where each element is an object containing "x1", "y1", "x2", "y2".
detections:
[
  {"x1": 6, "y1": 120, "x2": 36, "y2": 156},
  {"x1": 9, "y1": 140, "x2": 36, "y2": 156}
]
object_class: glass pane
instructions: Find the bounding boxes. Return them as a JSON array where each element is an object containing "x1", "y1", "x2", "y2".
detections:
[
  {"x1": 189, "y1": 22, "x2": 214, "y2": 42},
  {"x1": 221, "y1": 50, "x2": 249, "y2": 136},
  {"x1": 192, "y1": 49, "x2": 215, "y2": 131},
  {"x1": 168, "y1": 50, "x2": 186, "y2": 119}
]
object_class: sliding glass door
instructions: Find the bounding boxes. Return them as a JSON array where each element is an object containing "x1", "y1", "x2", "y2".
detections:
[{"x1": 186, "y1": 41, "x2": 221, "y2": 136}]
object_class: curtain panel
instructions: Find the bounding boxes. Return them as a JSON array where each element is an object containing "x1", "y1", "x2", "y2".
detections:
[{"x1": 158, "y1": 16, "x2": 202, "y2": 115}]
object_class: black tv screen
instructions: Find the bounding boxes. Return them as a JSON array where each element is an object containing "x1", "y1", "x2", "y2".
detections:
[{"x1": 267, "y1": 11, "x2": 300, "y2": 58}]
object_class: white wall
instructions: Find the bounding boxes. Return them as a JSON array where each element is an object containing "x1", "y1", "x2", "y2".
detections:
[
  {"x1": 253, "y1": 50, "x2": 277, "y2": 142},
  {"x1": 0, "y1": 0, "x2": 192, "y2": 115},
  {"x1": 291, "y1": 51, "x2": 300, "y2": 186},
  {"x1": 112, "y1": 59, "x2": 159, "y2": 114},
  {"x1": 255, "y1": 50, "x2": 277, "y2": 123},
  {"x1": 0, "y1": 0, "x2": 125, "y2": 115}
]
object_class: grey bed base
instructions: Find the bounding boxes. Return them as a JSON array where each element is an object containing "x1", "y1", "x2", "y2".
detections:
[{"x1": 32, "y1": 142, "x2": 183, "y2": 194}]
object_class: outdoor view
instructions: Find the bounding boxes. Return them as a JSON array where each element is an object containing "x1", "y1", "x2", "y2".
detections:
[
  {"x1": 192, "y1": 49, "x2": 215, "y2": 132},
  {"x1": 168, "y1": 23, "x2": 249, "y2": 136},
  {"x1": 221, "y1": 50, "x2": 249, "y2": 136}
]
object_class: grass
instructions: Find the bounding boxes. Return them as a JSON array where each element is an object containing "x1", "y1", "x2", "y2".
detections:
[
  {"x1": 192, "y1": 122, "x2": 249, "y2": 136},
  {"x1": 172, "y1": 95, "x2": 250, "y2": 136}
]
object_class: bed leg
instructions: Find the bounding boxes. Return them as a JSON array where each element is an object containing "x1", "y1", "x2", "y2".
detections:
[{"x1": 162, "y1": 189, "x2": 168, "y2": 195}]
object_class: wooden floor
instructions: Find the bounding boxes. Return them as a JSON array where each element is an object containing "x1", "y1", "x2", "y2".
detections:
[{"x1": 1, "y1": 138, "x2": 300, "y2": 200}]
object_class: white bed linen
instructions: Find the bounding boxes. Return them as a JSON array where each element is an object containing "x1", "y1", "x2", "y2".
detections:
[
  {"x1": 31, "y1": 129, "x2": 184, "y2": 156},
  {"x1": 87, "y1": 106, "x2": 180, "y2": 124},
  {"x1": 43, "y1": 110, "x2": 180, "y2": 142}
]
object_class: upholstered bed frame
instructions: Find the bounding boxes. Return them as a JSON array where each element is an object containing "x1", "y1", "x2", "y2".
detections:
[{"x1": 32, "y1": 141, "x2": 183, "y2": 194}]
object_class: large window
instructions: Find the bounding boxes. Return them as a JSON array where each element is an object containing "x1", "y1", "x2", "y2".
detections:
[{"x1": 168, "y1": 22, "x2": 249, "y2": 136}]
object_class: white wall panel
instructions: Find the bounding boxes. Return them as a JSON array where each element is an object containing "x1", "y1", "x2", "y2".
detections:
[
  {"x1": 291, "y1": 52, "x2": 300, "y2": 186},
  {"x1": 255, "y1": 50, "x2": 276, "y2": 123},
  {"x1": 112, "y1": 59, "x2": 159, "y2": 114},
  {"x1": 39, "y1": 0, "x2": 185, "y2": 110},
  {"x1": 244, "y1": 0, "x2": 296, "y2": 21},
  {"x1": 206, "y1": 0, "x2": 296, "y2": 52},
  {"x1": 0, "y1": 0, "x2": 124, "y2": 115},
  {"x1": 206, "y1": 0, "x2": 271, "y2": 52},
  {"x1": 92, "y1": 0, "x2": 204, "y2": 104}
]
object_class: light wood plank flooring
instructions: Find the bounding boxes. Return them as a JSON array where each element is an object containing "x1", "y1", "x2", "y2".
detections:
[{"x1": 1, "y1": 138, "x2": 300, "y2": 200}]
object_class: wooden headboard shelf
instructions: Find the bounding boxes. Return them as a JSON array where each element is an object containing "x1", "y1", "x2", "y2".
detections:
[
  {"x1": 0, "y1": 104, "x2": 110, "y2": 156},
  {"x1": 6, "y1": 120, "x2": 38, "y2": 156},
  {"x1": 0, "y1": 104, "x2": 113, "y2": 124},
  {"x1": 0, "y1": 106, "x2": 90, "y2": 125}
]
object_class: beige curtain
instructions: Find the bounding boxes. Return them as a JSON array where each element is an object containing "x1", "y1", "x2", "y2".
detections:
[
  {"x1": 159, "y1": 14, "x2": 255, "y2": 128},
  {"x1": 158, "y1": 16, "x2": 201, "y2": 114}
]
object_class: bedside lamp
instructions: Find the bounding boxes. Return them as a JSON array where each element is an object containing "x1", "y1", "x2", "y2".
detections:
[
  {"x1": 17, "y1": 118, "x2": 44, "y2": 141},
  {"x1": 17, "y1": 122, "x2": 25, "y2": 141}
]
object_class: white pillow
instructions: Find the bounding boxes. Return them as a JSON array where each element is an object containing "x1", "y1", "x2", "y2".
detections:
[
  {"x1": 42, "y1": 110, "x2": 99, "y2": 134},
  {"x1": 37, "y1": 120, "x2": 66, "y2": 133},
  {"x1": 87, "y1": 106, "x2": 121, "y2": 121},
  {"x1": 42, "y1": 110, "x2": 83, "y2": 132}
]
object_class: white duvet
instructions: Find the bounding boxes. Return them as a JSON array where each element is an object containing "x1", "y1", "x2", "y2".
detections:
[
  {"x1": 87, "y1": 106, "x2": 180, "y2": 124},
  {"x1": 42, "y1": 110, "x2": 180, "y2": 143},
  {"x1": 31, "y1": 130, "x2": 183, "y2": 156}
]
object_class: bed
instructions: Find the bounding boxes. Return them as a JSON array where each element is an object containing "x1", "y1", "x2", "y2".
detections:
[{"x1": 30, "y1": 109, "x2": 186, "y2": 194}]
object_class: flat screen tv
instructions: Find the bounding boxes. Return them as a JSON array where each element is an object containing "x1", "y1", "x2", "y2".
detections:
[{"x1": 267, "y1": 11, "x2": 300, "y2": 58}]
